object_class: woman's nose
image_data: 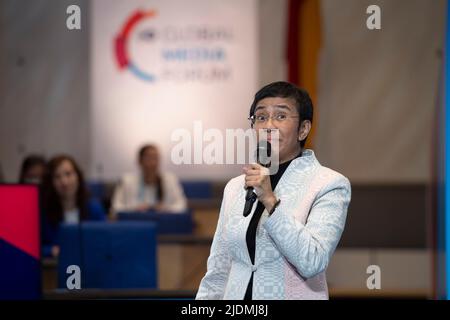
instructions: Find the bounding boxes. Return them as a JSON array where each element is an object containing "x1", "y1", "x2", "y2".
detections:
[
  {"x1": 264, "y1": 117, "x2": 277, "y2": 129},
  {"x1": 59, "y1": 178, "x2": 69, "y2": 187}
]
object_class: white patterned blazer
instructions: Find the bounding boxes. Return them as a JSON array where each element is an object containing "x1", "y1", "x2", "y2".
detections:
[{"x1": 196, "y1": 149, "x2": 351, "y2": 300}]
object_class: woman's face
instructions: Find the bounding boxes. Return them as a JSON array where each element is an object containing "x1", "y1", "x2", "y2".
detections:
[
  {"x1": 53, "y1": 160, "x2": 79, "y2": 200},
  {"x1": 253, "y1": 97, "x2": 309, "y2": 163},
  {"x1": 140, "y1": 148, "x2": 160, "y2": 175}
]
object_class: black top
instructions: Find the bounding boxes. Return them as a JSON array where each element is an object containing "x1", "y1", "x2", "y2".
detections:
[{"x1": 243, "y1": 151, "x2": 302, "y2": 300}]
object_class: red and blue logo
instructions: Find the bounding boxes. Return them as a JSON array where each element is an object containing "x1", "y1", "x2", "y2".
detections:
[{"x1": 115, "y1": 10, "x2": 157, "y2": 82}]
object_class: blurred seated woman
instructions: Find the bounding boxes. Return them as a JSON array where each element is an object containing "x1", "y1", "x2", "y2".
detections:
[
  {"x1": 42, "y1": 155, "x2": 106, "y2": 257},
  {"x1": 111, "y1": 144, "x2": 187, "y2": 216},
  {"x1": 18, "y1": 154, "x2": 46, "y2": 184}
]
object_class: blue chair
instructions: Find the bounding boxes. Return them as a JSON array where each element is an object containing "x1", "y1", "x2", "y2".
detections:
[
  {"x1": 117, "y1": 209, "x2": 194, "y2": 234},
  {"x1": 57, "y1": 221, "x2": 158, "y2": 289},
  {"x1": 86, "y1": 181, "x2": 105, "y2": 200},
  {"x1": 181, "y1": 181, "x2": 212, "y2": 199}
]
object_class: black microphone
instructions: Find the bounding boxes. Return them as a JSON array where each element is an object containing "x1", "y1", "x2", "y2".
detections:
[{"x1": 243, "y1": 140, "x2": 272, "y2": 217}]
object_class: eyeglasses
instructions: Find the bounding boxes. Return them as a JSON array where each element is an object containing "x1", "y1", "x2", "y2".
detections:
[{"x1": 248, "y1": 113, "x2": 299, "y2": 125}]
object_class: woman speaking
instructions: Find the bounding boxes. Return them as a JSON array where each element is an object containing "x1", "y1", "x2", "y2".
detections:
[{"x1": 196, "y1": 81, "x2": 351, "y2": 300}]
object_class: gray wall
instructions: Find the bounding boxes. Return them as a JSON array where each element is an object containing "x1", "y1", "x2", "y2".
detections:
[
  {"x1": 0, "y1": 0, "x2": 89, "y2": 181},
  {"x1": 316, "y1": 0, "x2": 445, "y2": 184}
]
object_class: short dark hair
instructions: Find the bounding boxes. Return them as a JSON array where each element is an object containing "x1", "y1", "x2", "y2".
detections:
[{"x1": 249, "y1": 81, "x2": 313, "y2": 148}]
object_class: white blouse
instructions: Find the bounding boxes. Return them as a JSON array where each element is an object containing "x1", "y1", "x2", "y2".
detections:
[
  {"x1": 64, "y1": 208, "x2": 80, "y2": 224},
  {"x1": 111, "y1": 171, "x2": 187, "y2": 215}
]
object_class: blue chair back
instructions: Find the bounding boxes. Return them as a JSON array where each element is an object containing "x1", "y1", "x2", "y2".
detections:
[
  {"x1": 117, "y1": 209, "x2": 194, "y2": 234},
  {"x1": 181, "y1": 181, "x2": 212, "y2": 199},
  {"x1": 57, "y1": 221, "x2": 157, "y2": 289},
  {"x1": 86, "y1": 181, "x2": 105, "y2": 200}
]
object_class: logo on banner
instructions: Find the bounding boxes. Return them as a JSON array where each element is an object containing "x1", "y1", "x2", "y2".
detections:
[
  {"x1": 114, "y1": 9, "x2": 233, "y2": 83},
  {"x1": 115, "y1": 10, "x2": 157, "y2": 81}
]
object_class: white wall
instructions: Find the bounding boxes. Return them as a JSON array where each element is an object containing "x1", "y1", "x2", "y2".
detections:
[{"x1": 89, "y1": 0, "x2": 259, "y2": 181}]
